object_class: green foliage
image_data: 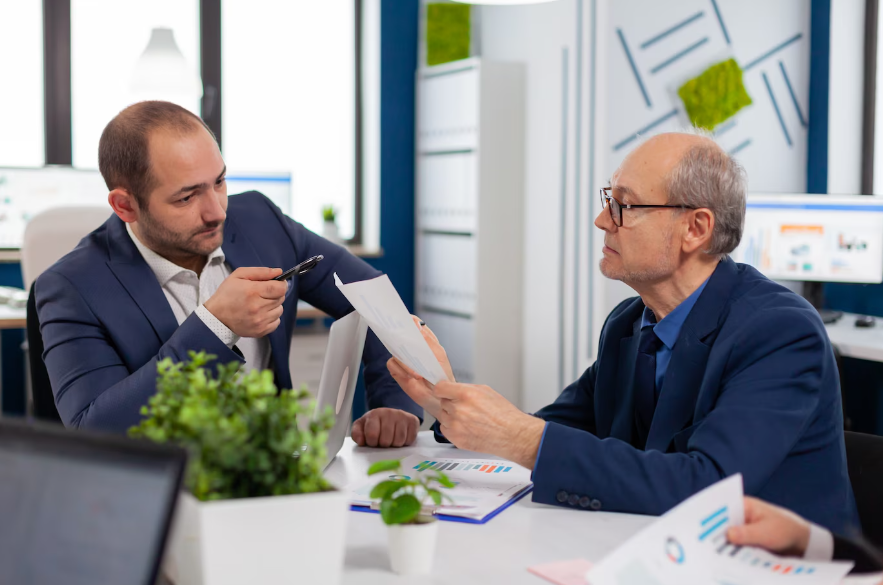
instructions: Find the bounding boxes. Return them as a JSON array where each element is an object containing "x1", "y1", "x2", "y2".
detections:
[
  {"x1": 677, "y1": 58, "x2": 752, "y2": 131},
  {"x1": 322, "y1": 205, "x2": 336, "y2": 223},
  {"x1": 129, "y1": 351, "x2": 334, "y2": 501},
  {"x1": 426, "y1": 3, "x2": 471, "y2": 67},
  {"x1": 367, "y1": 459, "x2": 454, "y2": 525}
]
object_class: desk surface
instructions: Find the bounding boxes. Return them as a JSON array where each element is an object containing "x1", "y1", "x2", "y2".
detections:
[
  {"x1": 825, "y1": 312, "x2": 883, "y2": 362},
  {"x1": 0, "y1": 303, "x2": 25, "y2": 330},
  {"x1": 325, "y1": 432, "x2": 652, "y2": 584}
]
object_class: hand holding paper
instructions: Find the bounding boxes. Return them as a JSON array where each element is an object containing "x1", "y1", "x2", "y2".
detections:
[
  {"x1": 585, "y1": 475, "x2": 854, "y2": 585},
  {"x1": 334, "y1": 273, "x2": 448, "y2": 384}
]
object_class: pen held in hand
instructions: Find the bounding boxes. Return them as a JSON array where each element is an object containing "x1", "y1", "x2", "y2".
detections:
[{"x1": 273, "y1": 254, "x2": 324, "y2": 281}]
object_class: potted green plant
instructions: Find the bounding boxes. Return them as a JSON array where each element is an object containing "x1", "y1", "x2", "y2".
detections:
[
  {"x1": 367, "y1": 459, "x2": 454, "y2": 575},
  {"x1": 130, "y1": 351, "x2": 346, "y2": 585},
  {"x1": 321, "y1": 205, "x2": 340, "y2": 243}
]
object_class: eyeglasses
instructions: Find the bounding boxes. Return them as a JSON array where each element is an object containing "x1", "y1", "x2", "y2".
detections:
[{"x1": 600, "y1": 187, "x2": 694, "y2": 227}]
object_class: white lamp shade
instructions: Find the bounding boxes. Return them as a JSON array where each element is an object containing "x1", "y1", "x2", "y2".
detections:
[{"x1": 130, "y1": 28, "x2": 203, "y2": 102}]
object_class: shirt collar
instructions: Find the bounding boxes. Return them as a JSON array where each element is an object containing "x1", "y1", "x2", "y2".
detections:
[
  {"x1": 639, "y1": 277, "x2": 711, "y2": 350},
  {"x1": 125, "y1": 223, "x2": 225, "y2": 286}
]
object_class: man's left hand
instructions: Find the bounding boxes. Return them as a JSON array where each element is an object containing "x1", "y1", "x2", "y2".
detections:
[
  {"x1": 351, "y1": 408, "x2": 420, "y2": 448},
  {"x1": 433, "y1": 381, "x2": 546, "y2": 469}
]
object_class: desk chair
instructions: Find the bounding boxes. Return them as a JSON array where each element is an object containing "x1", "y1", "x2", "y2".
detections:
[
  {"x1": 27, "y1": 282, "x2": 59, "y2": 422},
  {"x1": 845, "y1": 430, "x2": 883, "y2": 547},
  {"x1": 21, "y1": 206, "x2": 111, "y2": 423}
]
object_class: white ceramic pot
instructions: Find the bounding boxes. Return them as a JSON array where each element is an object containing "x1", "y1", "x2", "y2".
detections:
[
  {"x1": 163, "y1": 489, "x2": 349, "y2": 585},
  {"x1": 322, "y1": 221, "x2": 340, "y2": 244},
  {"x1": 387, "y1": 519, "x2": 439, "y2": 576}
]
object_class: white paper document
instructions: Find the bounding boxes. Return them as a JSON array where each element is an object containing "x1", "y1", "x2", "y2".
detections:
[
  {"x1": 334, "y1": 273, "x2": 447, "y2": 384},
  {"x1": 586, "y1": 475, "x2": 854, "y2": 585},
  {"x1": 349, "y1": 454, "x2": 533, "y2": 523}
]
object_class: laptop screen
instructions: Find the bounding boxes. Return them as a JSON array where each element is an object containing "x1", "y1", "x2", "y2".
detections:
[{"x1": 0, "y1": 421, "x2": 185, "y2": 585}]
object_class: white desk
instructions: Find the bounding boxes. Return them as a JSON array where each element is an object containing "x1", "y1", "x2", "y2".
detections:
[
  {"x1": 825, "y1": 312, "x2": 883, "y2": 363},
  {"x1": 0, "y1": 303, "x2": 26, "y2": 330},
  {"x1": 325, "y1": 432, "x2": 652, "y2": 584}
]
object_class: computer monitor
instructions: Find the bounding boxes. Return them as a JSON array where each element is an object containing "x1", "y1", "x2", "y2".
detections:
[
  {"x1": 730, "y1": 194, "x2": 883, "y2": 284},
  {"x1": 0, "y1": 166, "x2": 108, "y2": 249},
  {"x1": 0, "y1": 167, "x2": 293, "y2": 250},
  {"x1": 226, "y1": 173, "x2": 293, "y2": 215},
  {"x1": 0, "y1": 419, "x2": 186, "y2": 585}
]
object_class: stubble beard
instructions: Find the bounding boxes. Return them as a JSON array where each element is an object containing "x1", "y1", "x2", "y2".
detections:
[
  {"x1": 599, "y1": 230, "x2": 676, "y2": 285},
  {"x1": 137, "y1": 211, "x2": 224, "y2": 260}
]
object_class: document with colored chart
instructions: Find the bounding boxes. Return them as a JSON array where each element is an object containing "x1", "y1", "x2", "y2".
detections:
[
  {"x1": 585, "y1": 474, "x2": 854, "y2": 585},
  {"x1": 334, "y1": 273, "x2": 448, "y2": 384},
  {"x1": 349, "y1": 454, "x2": 533, "y2": 524}
]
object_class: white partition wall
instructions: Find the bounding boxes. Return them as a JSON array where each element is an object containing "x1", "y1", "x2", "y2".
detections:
[{"x1": 415, "y1": 58, "x2": 525, "y2": 407}]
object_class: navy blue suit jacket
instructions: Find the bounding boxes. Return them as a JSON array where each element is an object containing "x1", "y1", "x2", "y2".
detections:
[
  {"x1": 35, "y1": 192, "x2": 421, "y2": 432},
  {"x1": 532, "y1": 258, "x2": 858, "y2": 535}
]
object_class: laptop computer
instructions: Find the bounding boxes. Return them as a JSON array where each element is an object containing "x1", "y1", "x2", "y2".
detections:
[
  {"x1": 312, "y1": 310, "x2": 368, "y2": 469},
  {"x1": 0, "y1": 418, "x2": 187, "y2": 585}
]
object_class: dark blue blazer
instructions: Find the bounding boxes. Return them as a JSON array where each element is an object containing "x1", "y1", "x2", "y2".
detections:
[
  {"x1": 532, "y1": 258, "x2": 859, "y2": 535},
  {"x1": 35, "y1": 192, "x2": 420, "y2": 432}
]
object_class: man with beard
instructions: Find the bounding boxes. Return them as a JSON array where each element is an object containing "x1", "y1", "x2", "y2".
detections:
[
  {"x1": 388, "y1": 132, "x2": 859, "y2": 534},
  {"x1": 36, "y1": 101, "x2": 421, "y2": 447}
]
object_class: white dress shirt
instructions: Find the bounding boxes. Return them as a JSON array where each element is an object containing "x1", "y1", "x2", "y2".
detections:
[
  {"x1": 126, "y1": 223, "x2": 271, "y2": 373},
  {"x1": 804, "y1": 523, "x2": 835, "y2": 562}
]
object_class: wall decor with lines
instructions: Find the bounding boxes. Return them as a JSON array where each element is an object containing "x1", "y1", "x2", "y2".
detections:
[{"x1": 607, "y1": 0, "x2": 811, "y2": 193}]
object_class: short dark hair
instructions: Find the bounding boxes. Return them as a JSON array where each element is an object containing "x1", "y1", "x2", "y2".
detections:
[{"x1": 98, "y1": 101, "x2": 216, "y2": 209}]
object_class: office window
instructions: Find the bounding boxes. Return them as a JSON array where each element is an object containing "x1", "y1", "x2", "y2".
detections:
[
  {"x1": 0, "y1": 3, "x2": 44, "y2": 167},
  {"x1": 222, "y1": 1, "x2": 356, "y2": 239},
  {"x1": 70, "y1": 0, "x2": 200, "y2": 169}
]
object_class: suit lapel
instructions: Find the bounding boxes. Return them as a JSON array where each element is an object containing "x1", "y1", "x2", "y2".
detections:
[
  {"x1": 644, "y1": 258, "x2": 740, "y2": 451},
  {"x1": 608, "y1": 319, "x2": 641, "y2": 443},
  {"x1": 222, "y1": 216, "x2": 292, "y2": 389},
  {"x1": 105, "y1": 217, "x2": 179, "y2": 343},
  {"x1": 645, "y1": 332, "x2": 710, "y2": 450}
]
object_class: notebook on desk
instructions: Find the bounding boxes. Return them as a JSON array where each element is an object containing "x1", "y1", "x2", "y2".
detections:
[
  {"x1": 0, "y1": 418, "x2": 186, "y2": 585},
  {"x1": 349, "y1": 453, "x2": 533, "y2": 524}
]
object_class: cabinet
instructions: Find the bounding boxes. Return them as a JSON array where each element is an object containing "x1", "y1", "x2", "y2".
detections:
[{"x1": 415, "y1": 58, "x2": 525, "y2": 406}]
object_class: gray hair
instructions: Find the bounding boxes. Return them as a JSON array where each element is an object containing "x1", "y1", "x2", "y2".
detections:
[{"x1": 665, "y1": 140, "x2": 747, "y2": 258}]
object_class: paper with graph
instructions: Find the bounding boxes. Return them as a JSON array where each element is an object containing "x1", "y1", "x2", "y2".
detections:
[
  {"x1": 349, "y1": 454, "x2": 533, "y2": 523},
  {"x1": 334, "y1": 273, "x2": 447, "y2": 384},
  {"x1": 585, "y1": 474, "x2": 853, "y2": 585}
]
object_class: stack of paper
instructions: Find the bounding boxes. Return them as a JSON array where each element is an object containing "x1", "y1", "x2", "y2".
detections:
[{"x1": 349, "y1": 454, "x2": 533, "y2": 524}]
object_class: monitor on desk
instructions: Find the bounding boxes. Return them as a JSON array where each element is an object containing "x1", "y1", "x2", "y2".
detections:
[
  {"x1": 0, "y1": 419, "x2": 186, "y2": 585},
  {"x1": 730, "y1": 194, "x2": 883, "y2": 285},
  {"x1": 0, "y1": 167, "x2": 293, "y2": 250}
]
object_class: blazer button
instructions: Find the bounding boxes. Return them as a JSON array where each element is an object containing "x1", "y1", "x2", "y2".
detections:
[
  {"x1": 556, "y1": 490, "x2": 569, "y2": 503},
  {"x1": 567, "y1": 494, "x2": 580, "y2": 506},
  {"x1": 578, "y1": 496, "x2": 591, "y2": 508},
  {"x1": 590, "y1": 499, "x2": 602, "y2": 511}
]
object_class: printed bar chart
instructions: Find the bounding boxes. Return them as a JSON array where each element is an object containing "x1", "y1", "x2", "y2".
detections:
[{"x1": 413, "y1": 460, "x2": 514, "y2": 473}]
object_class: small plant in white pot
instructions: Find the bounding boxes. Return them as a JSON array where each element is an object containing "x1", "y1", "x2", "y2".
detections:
[
  {"x1": 321, "y1": 205, "x2": 341, "y2": 243},
  {"x1": 130, "y1": 351, "x2": 345, "y2": 585},
  {"x1": 367, "y1": 459, "x2": 454, "y2": 575}
]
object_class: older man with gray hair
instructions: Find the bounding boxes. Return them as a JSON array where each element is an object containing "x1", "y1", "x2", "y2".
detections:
[{"x1": 390, "y1": 132, "x2": 859, "y2": 535}]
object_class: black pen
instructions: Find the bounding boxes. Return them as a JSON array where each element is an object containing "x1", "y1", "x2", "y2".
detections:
[{"x1": 274, "y1": 255, "x2": 324, "y2": 281}]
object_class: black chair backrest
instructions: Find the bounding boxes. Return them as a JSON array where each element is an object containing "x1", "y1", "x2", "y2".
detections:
[
  {"x1": 27, "y1": 282, "x2": 61, "y2": 423},
  {"x1": 845, "y1": 430, "x2": 883, "y2": 548}
]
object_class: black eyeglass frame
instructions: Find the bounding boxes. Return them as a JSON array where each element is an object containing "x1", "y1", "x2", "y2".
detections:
[{"x1": 600, "y1": 187, "x2": 695, "y2": 227}]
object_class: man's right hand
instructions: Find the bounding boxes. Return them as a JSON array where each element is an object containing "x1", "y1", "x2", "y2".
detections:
[
  {"x1": 726, "y1": 497, "x2": 811, "y2": 557},
  {"x1": 203, "y1": 267, "x2": 287, "y2": 338}
]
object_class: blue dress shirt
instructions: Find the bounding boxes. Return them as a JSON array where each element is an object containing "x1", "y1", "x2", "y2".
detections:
[{"x1": 640, "y1": 277, "x2": 710, "y2": 394}]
